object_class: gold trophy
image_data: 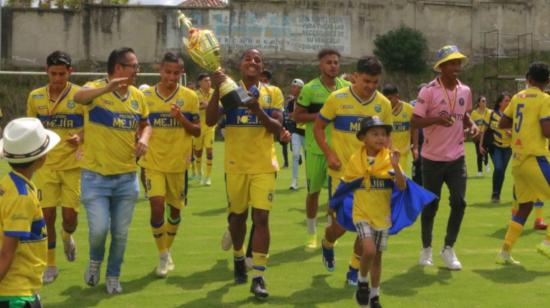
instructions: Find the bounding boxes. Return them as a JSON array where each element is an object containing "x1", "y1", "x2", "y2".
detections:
[{"x1": 177, "y1": 11, "x2": 252, "y2": 111}]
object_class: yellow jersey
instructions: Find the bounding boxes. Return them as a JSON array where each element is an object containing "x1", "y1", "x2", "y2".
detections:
[
  {"x1": 26, "y1": 83, "x2": 84, "y2": 171},
  {"x1": 503, "y1": 87, "x2": 550, "y2": 156},
  {"x1": 80, "y1": 79, "x2": 149, "y2": 175},
  {"x1": 139, "y1": 84, "x2": 200, "y2": 173},
  {"x1": 0, "y1": 171, "x2": 47, "y2": 296},
  {"x1": 486, "y1": 110, "x2": 511, "y2": 148},
  {"x1": 471, "y1": 108, "x2": 492, "y2": 132},
  {"x1": 343, "y1": 147, "x2": 396, "y2": 229},
  {"x1": 224, "y1": 81, "x2": 284, "y2": 174},
  {"x1": 196, "y1": 88, "x2": 215, "y2": 132},
  {"x1": 319, "y1": 87, "x2": 393, "y2": 178},
  {"x1": 391, "y1": 101, "x2": 414, "y2": 156}
]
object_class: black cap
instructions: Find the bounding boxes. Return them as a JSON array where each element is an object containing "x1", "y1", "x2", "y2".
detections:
[{"x1": 356, "y1": 116, "x2": 392, "y2": 140}]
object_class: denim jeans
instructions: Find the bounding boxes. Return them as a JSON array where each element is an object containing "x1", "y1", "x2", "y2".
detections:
[
  {"x1": 490, "y1": 146, "x2": 512, "y2": 198},
  {"x1": 81, "y1": 169, "x2": 139, "y2": 277},
  {"x1": 291, "y1": 133, "x2": 305, "y2": 181}
]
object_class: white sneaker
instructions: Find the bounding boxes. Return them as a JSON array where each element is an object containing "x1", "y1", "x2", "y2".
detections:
[
  {"x1": 43, "y1": 266, "x2": 59, "y2": 284},
  {"x1": 419, "y1": 247, "x2": 433, "y2": 266},
  {"x1": 63, "y1": 235, "x2": 77, "y2": 262},
  {"x1": 106, "y1": 276, "x2": 123, "y2": 294},
  {"x1": 221, "y1": 229, "x2": 232, "y2": 251},
  {"x1": 205, "y1": 177, "x2": 211, "y2": 186},
  {"x1": 289, "y1": 179, "x2": 298, "y2": 190},
  {"x1": 486, "y1": 165, "x2": 491, "y2": 173},
  {"x1": 156, "y1": 252, "x2": 170, "y2": 278},
  {"x1": 84, "y1": 260, "x2": 101, "y2": 286},
  {"x1": 477, "y1": 171, "x2": 483, "y2": 177},
  {"x1": 245, "y1": 257, "x2": 254, "y2": 270},
  {"x1": 440, "y1": 246, "x2": 462, "y2": 270}
]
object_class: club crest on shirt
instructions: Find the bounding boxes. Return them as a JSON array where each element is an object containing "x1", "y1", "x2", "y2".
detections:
[
  {"x1": 262, "y1": 95, "x2": 272, "y2": 104},
  {"x1": 67, "y1": 100, "x2": 76, "y2": 109},
  {"x1": 375, "y1": 104, "x2": 382, "y2": 113},
  {"x1": 267, "y1": 192, "x2": 274, "y2": 202},
  {"x1": 131, "y1": 100, "x2": 139, "y2": 110},
  {"x1": 459, "y1": 98, "x2": 465, "y2": 106},
  {"x1": 176, "y1": 99, "x2": 184, "y2": 107}
]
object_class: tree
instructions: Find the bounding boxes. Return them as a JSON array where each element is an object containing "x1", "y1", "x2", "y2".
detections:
[{"x1": 373, "y1": 26, "x2": 428, "y2": 74}]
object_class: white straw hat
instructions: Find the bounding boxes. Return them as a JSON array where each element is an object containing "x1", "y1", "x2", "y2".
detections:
[{"x1": 0, "y1": 117, "x2": 60, "y2": 163}]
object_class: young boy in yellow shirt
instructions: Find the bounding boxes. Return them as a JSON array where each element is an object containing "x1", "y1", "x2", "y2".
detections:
[
  {"x1": 337, "y1": 116, "x2": 406, "y2": 308},
  {"x1": 0, "y1": 118, "x2": 60, "y2": 307}
]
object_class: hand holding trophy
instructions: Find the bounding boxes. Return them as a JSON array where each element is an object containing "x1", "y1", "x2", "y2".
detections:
[{"x1": 177, "y1": 11, "x2": 253, "y2": 112}]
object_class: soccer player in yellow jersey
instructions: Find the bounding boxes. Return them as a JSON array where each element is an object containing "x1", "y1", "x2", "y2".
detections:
[
  {"x1": 471, "y1": 96, "x2": 491, "y2": 176},
  {"x1": 74, "y1": 47, "x2": 151, "y2": 294},
  {"x1": 26, "y1": 51, "x2": 83, "y2": 284},
  {"x1": 0, "y1": 118, "x2": 60, "y2": 307},
  {"x1": 139, "y1": 52, "x2": 200, "y2": 277},
  {"x1": 314, "y1": 56, "x2": 392, "y2": 285},
  {"x1": 496, "y1": 62, "x2": 550, "y2": 264},
  {"x1": 193, "y1": 73, "x2": 215, "y2": 185},
  {"x1": 382, "y1": 83, "x2": 418, "y2": 174},
  {"x1": 206, "y1": 49, "x2": 290, "y2": 299}
]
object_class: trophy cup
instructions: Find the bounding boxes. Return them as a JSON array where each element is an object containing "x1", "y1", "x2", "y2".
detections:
[{"x1": 177, "y1": 11, "x2": 252, "y2": 112}]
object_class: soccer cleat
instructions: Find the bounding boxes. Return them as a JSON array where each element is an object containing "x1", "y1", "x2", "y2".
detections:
[
  {"x1": 221, "y1": 229, "x2": 232, "y2": 251},
  {"x1": 250, "y1": 276, "x2": 269, "y2": 299},
  {"x1": 63, "y1": 235, "x2": 77, "y2": 262},
  {"x1": 495, "y1": 251, "x2": 520, "y2": 265},
  {"x1": 43, "y1": 266, "x2": 59, "y2": 284},
  {"x1": 155, "y1": 252, "x2": 171, "y2": 278},
  {"x1": 419, "y1": 247, "x2": 433, "y2": 266},
  {"x1": 346, "y1": 266, "x2": 358, "y2": 286},
  {"x1": 370, "y1": 295, "x2": 383, "y2": 308},
  {"x1": 534, "y1": 220, "x2": 548, "y2": 230},
  {"x1": 440, "y1": 246, "x2": 462, "y2": 270},
  {"x1": 106, "y1": 276, "x2": 123, "y2": 294},
  {"x1": 205, "y1": 177, "x2": 212, "y2": 186},
  {"x1": 355, "y1": 281, "x2": 370, "y2": 307},
  {"x1": 234, "y1": 258, "x2": 248, "y2": 284},
  {"x1": 305, "y1": 234, "x2": 318, "y2": 250},
  {"x1": 536, "y1": 242, "x2": 550, "y2": 259},
  {"x1": 84, "y1": 260, "x2": 101, "y2": 286},
  {"x1": 322, "y1": 242, "x2": 335, "y2": 272},
  {"x1": 289, "y1": 179, "x2": 298, "y2": 190}
]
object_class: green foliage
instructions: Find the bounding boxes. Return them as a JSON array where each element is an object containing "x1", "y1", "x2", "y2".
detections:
[{"x1": 374, "y1": 26, "x2": 428, "y2": 74}]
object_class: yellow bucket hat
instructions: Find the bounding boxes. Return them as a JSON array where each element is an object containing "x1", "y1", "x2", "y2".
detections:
[{"x1": 433, "y1": 45, "x2": 468, "y2": 72}]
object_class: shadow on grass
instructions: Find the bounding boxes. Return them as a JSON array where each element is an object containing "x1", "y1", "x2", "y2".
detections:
[
  {"x1": 382, "y1": 265, "x2": 453, "y2": 297},
  {"x1": 269, "y1": 245, "x2": 319, "y2": 267},
  {"x1": 489, "y1": 227, "x2": 537, "y2": 239},
  {"x1": 192, "y1": 207, "x2": 227, "y2": 217},
  {"x1": 473, "y1": 265, "x2": 550, "y2": 284},
  {"x1": 285, "y1": 274, "x2": 352, "y2": 307},
  {"x1": 469, "y1": 201, "x2": 512, "y2": 209},
  {"x1": 166, "y1": 259, "x2": 230, "y2": 290},
  {"x1": 50, "y1": 271, "x2": 158, "y2": 307}
]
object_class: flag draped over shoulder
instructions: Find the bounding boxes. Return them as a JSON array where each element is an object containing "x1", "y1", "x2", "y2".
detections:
[{"x1": 329, "y1": 147, "x2": 437, "y2": 235}]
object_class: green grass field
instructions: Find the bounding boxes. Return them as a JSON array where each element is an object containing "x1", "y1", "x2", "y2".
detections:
[{"x1": 5, "y1": 142, "x2": 550, "y2": 307}]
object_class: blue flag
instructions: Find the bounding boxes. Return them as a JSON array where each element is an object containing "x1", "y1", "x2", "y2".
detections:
[{"x1": 329, "y1": 178, "x2": 437, "y2": 235}]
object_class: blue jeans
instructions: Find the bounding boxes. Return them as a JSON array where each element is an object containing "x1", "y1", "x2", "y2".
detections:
[
  {"x1": 81, "y1": 169, "x2": 139, "y2": 277},
  {"x1": 490, "y1": 146, "x2": 512, "y2": 198}
]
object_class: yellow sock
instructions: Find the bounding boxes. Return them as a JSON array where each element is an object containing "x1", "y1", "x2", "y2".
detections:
[
  {"x1": 47, "y1": 242, "x2": 56, "y2": 267},
  {"x1": 206, "y1": 159, "x2": 213, "y2": 177},
  {"x1": 166, "y1": 216, "x2": 181, "y2": 250},
  {"x1": 233, "y1": 247, "x2": 245, "y2": 259},
  {"x1": 195, "y1": 157, "x2": 202, "y2": 177},
  {"x1": 151, "y1": 220, "x2": 167, "y2": 254},
  {"x1": 322, "y1": 238, "x2": 335, "y2": 249},
  {"x1": 350, "y1": 253, "x2": 361, "y2": 270},
  {"x1": 503, "y1": 220, "x2": 524, "y2": 253},
  {"x1": 61, "y1": 229, "x2": 72, "y2": 241},
  {"x1": 252, "y1": 252, "x2": 268, "y2": 277}
]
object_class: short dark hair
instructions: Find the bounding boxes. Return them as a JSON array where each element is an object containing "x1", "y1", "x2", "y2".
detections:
[
  {"x1": 197, "y1": 73, "x2": 209, "y2": 83},
  {"x1": 46, "y1": 51, "x2": 72, "y2": 68},
  {"x1": 382, "y1": 83, "x2": 399, "y2": 96},
  {"x1": 526, "y1": 61, "x2": 550, "y2": 84},
  {"x1": 240, "y1": 48, "x2": 263, "y2": 61},
  {"x1": 260, "y1": 70, "x2": 272, "y2": 81},
  {"x1": 317, "y1": 48, "x2": 341, "y2": 60},
  {"x1": 9, "y1": 161, "x2": 36, "y2": 169},
  {"x1": 107, "y1": 47, "x2": 135, "y2": 75},
  {"x1": 161, "y1": 51, "x2": 183, "y2": 65},
  {"x1": 356, "y1": 56, "x2": 383, "y2": 75}
]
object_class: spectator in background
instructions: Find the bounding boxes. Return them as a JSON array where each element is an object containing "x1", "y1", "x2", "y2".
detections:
[
  {"x1": 471, "y1": 96, "x2": 491, "y2": 176},
  {"x1": 286, "y1": 78, "x2": 305, "y2": 190}
]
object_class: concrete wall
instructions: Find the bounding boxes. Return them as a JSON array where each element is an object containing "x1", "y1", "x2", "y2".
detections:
[{"x1": 2, "y1": 0, "x2": 550, "y2": 68}]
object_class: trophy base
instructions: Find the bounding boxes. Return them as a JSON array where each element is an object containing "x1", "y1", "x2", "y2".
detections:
[{"x1": 220, "y1": 87, "x2": 253, "y2": 112}]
